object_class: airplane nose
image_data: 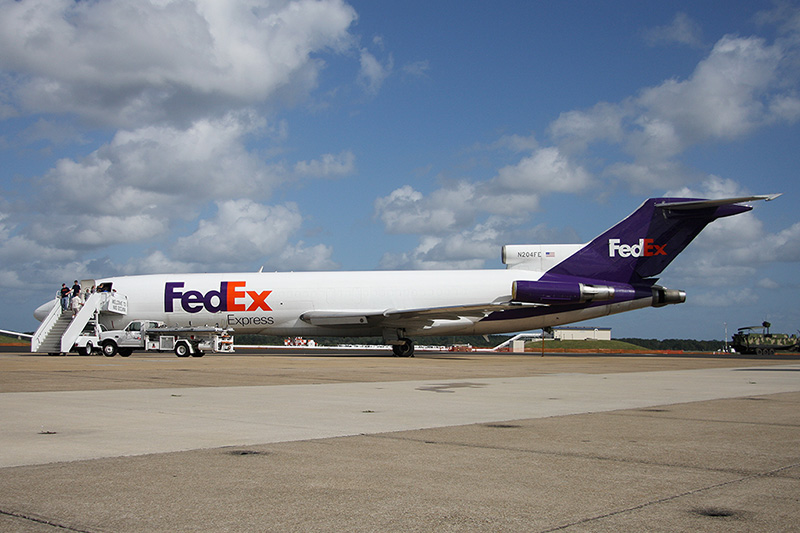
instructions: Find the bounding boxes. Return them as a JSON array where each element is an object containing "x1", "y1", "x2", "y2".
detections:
[{"x1": 34, "y1": 299, "x2": 56, "y2": 322}]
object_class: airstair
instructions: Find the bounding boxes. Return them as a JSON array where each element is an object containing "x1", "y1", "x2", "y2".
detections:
[
  {"x1": 31, "y1": 292, "x2": 128, "y2": 354},
  {"x1": 492, "y1": 332, "x2": 547, "y2": 351}
]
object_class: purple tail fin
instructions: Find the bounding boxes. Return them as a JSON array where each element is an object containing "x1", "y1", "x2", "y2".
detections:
[{"x1": 542, "y1": 197, "x2": 767, "y2": 284}]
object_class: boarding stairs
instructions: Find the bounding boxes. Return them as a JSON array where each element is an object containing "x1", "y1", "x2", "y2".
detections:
[
  {"x1": 31, "y1": 292, "x2": 128, "y2": 354},
  {"x1": 492, "y1": 332, "x2": 549, "y2": 351}
]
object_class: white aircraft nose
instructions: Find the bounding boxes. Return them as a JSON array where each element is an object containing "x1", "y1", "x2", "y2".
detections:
[{"x1": 34, "y1": 299, "x2": 56, "y2": 322}]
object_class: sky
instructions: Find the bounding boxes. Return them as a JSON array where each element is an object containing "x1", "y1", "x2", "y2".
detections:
[{"x1": 1, "y1": 0, "x2": 800, "y2": 340}]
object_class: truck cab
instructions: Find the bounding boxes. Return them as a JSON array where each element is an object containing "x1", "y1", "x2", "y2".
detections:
[
  {"x1": 72, "y1": 321, "x2": 107, "y2": 356},
  {"x1": 100, "y1": 320, "x2": 165, "y2": 357}
]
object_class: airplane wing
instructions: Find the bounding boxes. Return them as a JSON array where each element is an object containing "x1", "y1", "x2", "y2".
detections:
[
  {"x1": 0, "y1": 328, "x2": 33, "y2": 339},
  {"x1": 299, "y1": 300, "x2": 543, "y2": 329}
]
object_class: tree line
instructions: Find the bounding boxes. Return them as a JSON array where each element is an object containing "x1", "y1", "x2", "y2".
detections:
[{"x1": 617, "y1": 338, "x2": 724, "y2": 352}]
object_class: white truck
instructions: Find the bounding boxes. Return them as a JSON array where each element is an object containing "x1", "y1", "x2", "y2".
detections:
[
  {"x1": 99, "y1": 320, "x2": 235, "y2": 357},
  {"x1": 71, "y1": 321, "x2": 106, "y2": 356}
]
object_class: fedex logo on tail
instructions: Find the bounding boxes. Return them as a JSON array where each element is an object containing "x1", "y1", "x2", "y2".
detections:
[
  {"x1": 165, "y1": 281, "x2": 272, "y2": 314},
  {"x1": 608, "y1": 239, "x2": 666, "y2": 258}
]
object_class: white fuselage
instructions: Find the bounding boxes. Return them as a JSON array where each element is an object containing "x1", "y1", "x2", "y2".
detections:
[{"x1": 88, "y1": 269, "x2": 651, "y2": 338}]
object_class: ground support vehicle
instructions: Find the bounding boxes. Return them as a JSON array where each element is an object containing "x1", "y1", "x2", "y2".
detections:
[
  {"x1": 99, "y1": 320, "x2": 235, "y2": 357},
  {"x1": 731, "y1": 323, "x2": 800, "y2": 355},
  {"x1": 71, "y1": 321, "x2": 106, "y2": 356}
]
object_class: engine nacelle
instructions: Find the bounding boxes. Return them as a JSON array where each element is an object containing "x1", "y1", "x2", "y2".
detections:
[
  {"x1": 512, "y1": 280, "x2": 615, "y2": 304},
  {"x1": 652, "y1": 286, "x2": 686, "y2": 307}
]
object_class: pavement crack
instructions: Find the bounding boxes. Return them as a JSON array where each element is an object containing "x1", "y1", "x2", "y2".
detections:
[
  {"x1": 369, "y1": 434, "x2": 790, "y2": 477},
  {"x1": 538, "y1": 462, "x2": 800, "y2": 532},
  {"x1": 0, "y1": 507, "x2": 96, "y2": 532},
  {"x1": 608, "y1": 411, "x2": 800, "y2": 428}
]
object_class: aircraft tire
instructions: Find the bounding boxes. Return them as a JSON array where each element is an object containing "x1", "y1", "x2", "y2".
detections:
[
  {"x1": 191, "y1": 350, "x2": 204, "y2": 358},
  {"x1": 119, "y1": 348, "x2": 133, "y2": 357},
  {"x1": 392, "y1": 339, "x2": 415, "y2": 357},
  {"x1": 102, "y1": 341, "x2": 117, "y2": 357}
]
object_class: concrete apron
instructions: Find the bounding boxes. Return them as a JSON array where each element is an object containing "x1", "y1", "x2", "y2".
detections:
[{"x1": 1, "y1": 364, "x2": 799, "y2": 467}]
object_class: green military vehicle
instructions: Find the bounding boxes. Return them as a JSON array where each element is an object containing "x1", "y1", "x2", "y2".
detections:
[{"x1": 731, "y1": 322, "x2": 799, "y2": 355}]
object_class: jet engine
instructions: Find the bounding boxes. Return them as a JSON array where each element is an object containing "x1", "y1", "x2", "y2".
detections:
[
  {"x1": 652, "y1": 286, "x2": 686, "y2": 307},
  {"x1": 512, "y1": 280, "x2": 615, "y2": 304}
]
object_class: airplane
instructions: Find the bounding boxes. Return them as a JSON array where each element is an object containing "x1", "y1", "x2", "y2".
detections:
[{"x1": 33, "y1": 195, "x2": 779, "y2": 356}]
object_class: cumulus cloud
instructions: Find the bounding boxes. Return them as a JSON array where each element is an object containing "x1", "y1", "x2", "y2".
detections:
[
  {"x1": 19, "y1": 118, "x2": 88, "y2": 147},
  {"x1": 665, "y1": 174, "x2": 748, "y2": 199},
  {"x1": 378, "y1": 217, "x2": 576, "y2": 271},
  {"x1": 643, "y1": 12, "x2": 704, "y2": 48},
  {"x1": 0, "y1": 233, "x2": 72, "y2": 267},
  {"x1": 358, "y1": 47, "x2": 393, "y2": 95},
  {"x1": 0, "y1": 1, "x2": 369, "y2": 288},
  {"x1": 31, "y1": 214, "x2": 168, "y2": 249},
  {"x1": 402, "y1": 60, "x2": 430, "y2": 78},
  {"x1": 118, "y1": 251, "x2": 197, "y2": 277},
  {"x1": 494, "y1": 147, "x2": 593, "y2": 192},
  {"x1": 489, "y1": 133, "x2": 540, "y2": 153},
  {"x1": 172, "y1": 199, "x2": 304, "y2": 265},
  {"x1": 162, "y1": 199, "x2": 337, "y2": 271},
  {"x1": 604, "y1": 160, "x2": 692, "y2": 193},
  {"x1": 374, "y1": 145, "x2": 591, "y2": 240},
  {"x1": 549, "y1": 33, "x2": 800, "y2": 190},
  {"x1": 0, "y1": 0, "x2": 358, "y2": 127},
  {"x1": 380, "y1": 233, "x2": 493, "y2": 271},
  {"x1": 294, "y1": 150, "x2": 355, "y2": 178},
  {"x1": 375, "y1": 184, "x2": 475, "y2": 235},
  {"x1": 691, "y1": 287, "x2": 758, "y2": 307},
  {"x1": 273, "y1": 242, "x2": 338, "y2": 271},
  {"x1": 753, "y1": 221, "x2": 800, "y2": 263},
  {"x1": 160, "y1": 198, "x2": 337, "y2": 271},
  {"x1": 14, "y1": 112, "x2": 286, "y2": 250},
  {"x1": 372, "y1": 142, "x2": 595, "y2": 266},
  {"x1": 549, "y1": 102, "x2": 626, "y2": 152},
  {"x1": 757, "y1": 278, "x2": 780, "y2": 289},
  {"x1": 637, "y1": 36, "x2": 789, "y2": 146}
]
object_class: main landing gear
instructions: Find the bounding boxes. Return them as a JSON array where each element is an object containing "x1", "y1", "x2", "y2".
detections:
[
  {"x1": 391, "y1": 338, "x2": 415, "y2": 357},
  {"x1": 385, "y1": 328, "x2": 415, "y2": 357}
]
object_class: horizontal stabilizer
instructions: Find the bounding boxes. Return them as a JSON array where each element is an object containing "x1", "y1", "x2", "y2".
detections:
[{"x1": 654, "y1": 194, "x2": 781, "y2": 210}]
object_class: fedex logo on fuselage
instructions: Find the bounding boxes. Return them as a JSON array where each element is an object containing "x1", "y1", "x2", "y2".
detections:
[
  {"x1": 165, "y1": 281, "x2": 272, "y2": 314},
  {"x1": 608, "y1": 239, "x2": 666, "y2": 258}
]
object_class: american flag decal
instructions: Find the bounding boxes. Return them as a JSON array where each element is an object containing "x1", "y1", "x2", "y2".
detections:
[{"x1": 545, "y1": 251, "x2": 555, "y2": 257}]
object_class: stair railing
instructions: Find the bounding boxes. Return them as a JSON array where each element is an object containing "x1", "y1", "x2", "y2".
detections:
[{"x1": 30, "y1": 297, "x2": 62, "y2": 353}]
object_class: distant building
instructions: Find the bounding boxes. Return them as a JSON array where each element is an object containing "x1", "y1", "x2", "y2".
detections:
[{"x1": 553, "y1": 327, "x2": 611, "y2": 341}]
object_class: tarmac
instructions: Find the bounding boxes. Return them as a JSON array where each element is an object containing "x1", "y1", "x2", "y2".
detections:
[{"x1": 0, "y1": 349, "x2": 798, "y2": 532}]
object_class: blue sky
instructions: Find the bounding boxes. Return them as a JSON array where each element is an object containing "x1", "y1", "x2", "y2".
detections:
[{"x1": 2, "y1": 0, "x2": 799, "y2": 340}]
